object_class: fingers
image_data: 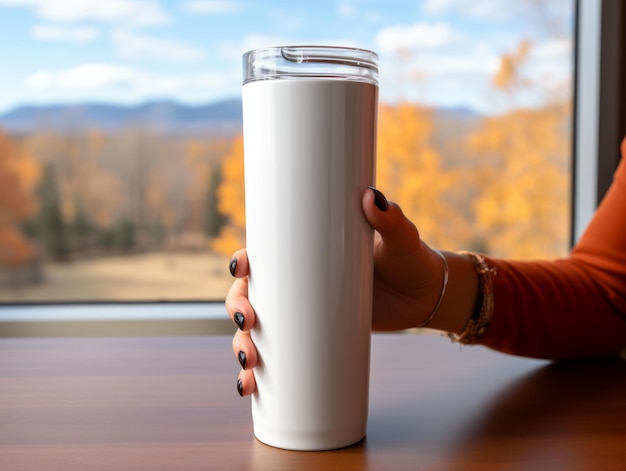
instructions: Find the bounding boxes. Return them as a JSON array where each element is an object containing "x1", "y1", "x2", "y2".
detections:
[
  {"x1": 233, "y1": 329, "x2": 258, "y2": 397},
  {"x1": 226, "y1": 250, "x2": 256, "y2": 332},
  {"x1": 227, "y1": 249, "x2": 258, "y2": 397},
  {"x1": 232, "y1": 329, "x2": 258, "y2": 371},
  {"x1": 237, "y1": 369, "x2": 257, "y2": 397},
  {"x1": 225, "y1": 278, "x2": 256, "y2": 331},
  {"x1": 229, "y1": 248, "x2": 249, "y2": 278}
]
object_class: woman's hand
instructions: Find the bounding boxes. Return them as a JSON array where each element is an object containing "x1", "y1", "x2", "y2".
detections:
[{"x1": 226, "y1": 187, "x2": 458, "y2": 396}]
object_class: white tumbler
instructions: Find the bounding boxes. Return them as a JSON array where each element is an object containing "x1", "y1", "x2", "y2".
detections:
[{"x1": 242, "y1": 46, "x2": 378, "y2": 451}]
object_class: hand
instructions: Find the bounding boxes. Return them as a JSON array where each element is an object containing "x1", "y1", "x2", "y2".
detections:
[{"x1": 226, "y1": 187, "x2": 449, "y2": 396}]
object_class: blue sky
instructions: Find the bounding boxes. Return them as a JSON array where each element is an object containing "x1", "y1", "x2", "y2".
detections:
[{"x1": 0, "y1": 0, "x2": 574, "y2": 114}]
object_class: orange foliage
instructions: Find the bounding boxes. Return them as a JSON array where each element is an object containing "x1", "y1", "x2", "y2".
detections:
[
  {"x1": 211, "y1": 135, "x2": 245, "y2": 256},
  {"x1": 377, "y1": 103, "x2": 471, "y2": 249},
  {"x1": 492, "y1": 40, "x2": 531, "y2": 91},
  {"x1": 0, "y1": 131, "x2": 40, "y2": 266},
  {"x1": 469, "y1": 36, "x2": 571, "y2": 259},
  {"x1": 468, "y1": 103, "x2": 571, "y2": 259}
]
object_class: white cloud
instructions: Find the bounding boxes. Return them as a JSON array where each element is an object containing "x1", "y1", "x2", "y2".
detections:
[
  {"x1": 181, "y1": 0, "x2": 242, "y2": 14},
  {"x1": 377, "y1": 50, "x2": 498, "y2": 92},
  {"x1": 0, "y1": 0, "x2": 169, "y2": 27},
  {"x1": 421, "y1": 0, "x2": 458, "y2": 14},
  {"x1": 31, "y1": 24, "x2": 99, "y2": 42},
  {"x1": 337, "y1": 2, "x2": 355, "y2": 19},
  {"x1": 27, "y1": 63, "x2": 139, "y2": 90},
  {"x1": 421, "y1": 0, "x2": 572, "y2": 24},
  {"x1": 526, "y1": 38, "x2": 573, "y2": 88},
  {"x1": 419, "y1": 53, "x2": 498, "y2": 76},
  {"x1": 375, "y1": 22, "x2": 456, "y2": 54},
  {"x1": 112, "y1": 30, "x2": 204, "y2": 62},
  {"x1": 422, "y1": 0, "x2": 502, "y2": 19},
  {"x1": 376, "y1": 34, "x2": 573, "y2": 111},
  {"x1": 25, "y1": 63, "x2": 226, "y2": 95},
  {"x1": 337, "y1": 1, "x2": 381, "y2": 24},
  {"x1": 531, "y1": 37, "x2": 572, "y2": 62}
]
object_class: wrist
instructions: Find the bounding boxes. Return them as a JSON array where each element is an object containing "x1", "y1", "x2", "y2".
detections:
[
  {"x1": 448, "y1": 252, "x2": 496, "y2": 344},
  {"x1": 415, "y1": 249, "x2": 449, "y2": 328},
  {"x1": 421, "y1": 251, "x2": 481, "y2": 335}
]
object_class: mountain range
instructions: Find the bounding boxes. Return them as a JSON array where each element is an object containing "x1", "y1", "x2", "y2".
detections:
[
  {"x1": 0, "y1": 99, "x2": 479, "y2": 137},
  {"x1": 0, "y1": 99, "x2": 244, "y2": 136}
]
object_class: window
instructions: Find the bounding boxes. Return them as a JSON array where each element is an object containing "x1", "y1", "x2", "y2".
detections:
[
  {"x1": 3, "y1": 0, "x2": 617, "y2": 333},
  {"x1": 573, "y1": 0, "x2": 626, "y2": 241}
]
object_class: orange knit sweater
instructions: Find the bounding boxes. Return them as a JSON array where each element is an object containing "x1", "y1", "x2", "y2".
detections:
[{"x1": 480, "y1": 139, "x2": 626, "y2": 359}]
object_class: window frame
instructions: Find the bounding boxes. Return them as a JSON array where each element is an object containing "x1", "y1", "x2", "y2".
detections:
[
  {"x1": 3, "y1": 0, "x2": 623, "y2": 338},
  {"x1": 572, "y1": 0, "x2": 626, "y2": 243}
]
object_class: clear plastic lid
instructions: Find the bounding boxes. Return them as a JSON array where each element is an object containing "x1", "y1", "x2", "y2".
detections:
[{"x1": 243, "y1": 46, "x2": 378, "y2": 85}]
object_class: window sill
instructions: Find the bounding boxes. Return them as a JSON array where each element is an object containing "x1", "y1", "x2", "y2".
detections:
[{"x1": 0, "y1": 302, "x2": 234, "y2": 338}]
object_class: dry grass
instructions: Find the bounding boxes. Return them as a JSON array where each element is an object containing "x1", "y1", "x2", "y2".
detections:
[{"x1": 0, "y1": 252, "x2": 232, "y2": 302}]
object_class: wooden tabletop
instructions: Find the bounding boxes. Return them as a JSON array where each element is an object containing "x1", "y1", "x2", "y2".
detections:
[{"x1": 1, "y1": 333, "x2": 625, "y2": 470}]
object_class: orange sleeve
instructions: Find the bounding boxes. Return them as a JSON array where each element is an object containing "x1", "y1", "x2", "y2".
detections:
[{"x1": 478, "y1": 139, "x2": 626, "y2": 359}]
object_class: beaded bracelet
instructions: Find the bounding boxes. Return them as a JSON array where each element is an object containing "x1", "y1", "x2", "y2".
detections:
[
  {"x1": 447, "y1": 251, "x2": 496, "y2": 345},
  {"x1": 416, "y1": 249, "x2": 449, "y2": 328}
]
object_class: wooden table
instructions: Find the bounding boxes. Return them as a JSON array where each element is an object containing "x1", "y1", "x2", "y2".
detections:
[{"x1": 1, "y1": 334, "x2": 625, "y2": 470}]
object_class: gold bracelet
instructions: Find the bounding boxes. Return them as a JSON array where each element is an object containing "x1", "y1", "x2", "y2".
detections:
[
  {"x1": 416, "y1": 249, "x2": 449, "y2": 327},
  {"x1": 447, "y1": 251, "x2": 496, "y2": 345}
]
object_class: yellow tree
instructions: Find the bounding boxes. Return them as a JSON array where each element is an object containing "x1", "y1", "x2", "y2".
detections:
[
  {"x1": 0, "y1": 131, "x2": 40, "y2": 266},
  {"x1": 211, "y1": 135, "x2": 245, "y2": 256},
  {"x1": 468, "y1": 41, "x2": 571, "y2": 259},
  {"x1": 377, "y1": 103, "x2": 471, "y2": 249}
]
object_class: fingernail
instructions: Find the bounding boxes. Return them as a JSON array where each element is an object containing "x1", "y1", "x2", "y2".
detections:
[
  {"x1": 229, "y1": 258, "x2": 237, "y2": 277},
  {"x1": 234, "y1": 311, "x2": 245, "y2": 330},
  {"x1": 236, "y1": 378, "x2": 244, "y2": 397},
  {"x1": 368, "y1": 186, "x2": 389, "y2": 211},
  {"x1": 238, "y1": 350, "x2": 247, "y2": 370}
]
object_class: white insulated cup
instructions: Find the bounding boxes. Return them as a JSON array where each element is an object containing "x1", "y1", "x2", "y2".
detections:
[{"x1": 242, "y1": 46, "x2": 378, "y2": 451}]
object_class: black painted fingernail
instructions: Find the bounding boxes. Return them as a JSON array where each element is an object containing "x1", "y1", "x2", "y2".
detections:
[
  {"x1": 236, "y1": 378, "x2": 243, "y2": 397},
  {"x1": 368, "y1": 186, "x2": 388, "y2": 211},
  {"x1": 234, "y1": 311, "x2": 245, "y2": 330},
  {"x1": 229, "y1": 258, "x2": 237, "y2": 277},
  {"x1": 238, "y1": 350, "x2": 247, "y2": 370}
]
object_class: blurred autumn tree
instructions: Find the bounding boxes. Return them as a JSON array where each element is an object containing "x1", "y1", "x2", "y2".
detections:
[
  {"x1": 31, "y1": 164, "x2": 69, "y2": 260},
  {"x1": 20, "y1": 130, "x2": 230, "y2": 256},
  {"x1": 376, "y1": 103, "x2": 474, "y2": 250},
  {"x1": 211, "y1": 135, "x2": 245, "y2": 256},
  {"x1": 0, "y1": 131, "x2": 40, "y2": 267},
  {"x1": 184, "y1": 139, "x2": 229, "y2": 244},
  {"x1": 468, "y1": 40, "x2": 571, "y2": 259}
]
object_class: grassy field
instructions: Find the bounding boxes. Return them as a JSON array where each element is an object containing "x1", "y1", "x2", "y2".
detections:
[{"x1": 0, "y1": 252, "x2": 232, "y2": 302}]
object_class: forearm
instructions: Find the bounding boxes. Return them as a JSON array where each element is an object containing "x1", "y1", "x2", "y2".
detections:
[
  {"x1": 420, "y1": 250, "x2": 626, "y2": 360},
  {"x1": 478, "y1": 257, "x2": 626, "y2": 359}
]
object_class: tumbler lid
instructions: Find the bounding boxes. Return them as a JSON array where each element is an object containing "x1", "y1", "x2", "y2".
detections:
[{"x1": 243, "y1": 46, "x2": 378, "y2": 85}]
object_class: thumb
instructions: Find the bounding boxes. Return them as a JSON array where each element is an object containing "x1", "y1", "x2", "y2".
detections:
[
  {"x1": 362, "y1": 186, "x2": 421, "y2": 257},
  {"x1": 362, "y1": 186, "x2": 439, "y2": 295}
]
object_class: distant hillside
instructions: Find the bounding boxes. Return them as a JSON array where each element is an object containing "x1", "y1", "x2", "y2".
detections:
[
  {"x1": 0, "y1": 99, "x2": 481, "y2": 140},
  {"x1": 0, "y1": 99, "x2": 243, "y2": 136}
]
